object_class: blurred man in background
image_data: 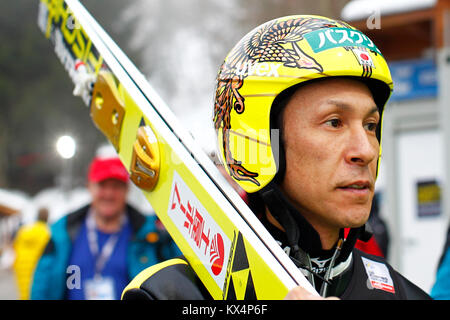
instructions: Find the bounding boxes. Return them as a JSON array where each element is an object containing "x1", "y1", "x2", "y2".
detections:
[{"x1": 31, "y1": 155, "x2": 179, "y2": 299}]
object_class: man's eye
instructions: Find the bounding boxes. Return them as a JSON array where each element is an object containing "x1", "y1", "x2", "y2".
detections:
[
  {"x1": 364, "y1": 122, "x2": 378, "y2": 132},
  {"x1": 326, "y1": 119, "x2": 341, "y2": 128}
]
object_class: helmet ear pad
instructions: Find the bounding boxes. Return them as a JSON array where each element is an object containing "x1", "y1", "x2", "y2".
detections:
[{"x1": 269, "y1": 76, "x2": 389, "y2": 185}]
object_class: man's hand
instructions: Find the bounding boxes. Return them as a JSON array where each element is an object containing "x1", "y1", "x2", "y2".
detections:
[{"x1": 284, "y1": 286, "x2": 340, "y2": 300}]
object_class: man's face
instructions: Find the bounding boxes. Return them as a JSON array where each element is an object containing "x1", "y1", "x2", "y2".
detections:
[
  {"x1": 88, "y1": 178, "x2": 128, "y2": 220},
  {"x1": 280, "y1": 78, "x2": 380, "y2": 235}
]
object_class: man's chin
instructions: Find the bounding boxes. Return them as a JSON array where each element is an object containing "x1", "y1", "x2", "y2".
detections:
[
  {"x1": 95, "y1": 205, "x2": 123, "y2": 220},
  {"x1": 340, "y1": 212, "x2": 370, "y2": 229}
]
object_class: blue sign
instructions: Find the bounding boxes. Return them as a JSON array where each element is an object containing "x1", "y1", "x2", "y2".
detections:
[{"x1": 388, "y1": 59, "x2": 438, "y2": 102}]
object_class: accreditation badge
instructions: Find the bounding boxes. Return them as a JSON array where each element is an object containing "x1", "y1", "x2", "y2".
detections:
[
  {"x1": 84, "y1": 276, "x2": 115, "y2": 300},
  {"x1": 361, "y1": 257, "x2": 395, "y2": 294}
]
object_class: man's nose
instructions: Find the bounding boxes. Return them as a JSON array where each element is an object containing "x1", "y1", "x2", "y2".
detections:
[{"x1": 345, "y1": 126, "x2": 379, "y2": 166}]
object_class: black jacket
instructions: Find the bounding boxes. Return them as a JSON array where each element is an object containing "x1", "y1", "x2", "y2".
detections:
[{"x1": 122, "y1": 248, "x2": 430, "y2": 300}]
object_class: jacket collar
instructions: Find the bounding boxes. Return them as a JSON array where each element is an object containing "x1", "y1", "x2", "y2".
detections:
[{"x1": 65, "y1": 203, "x2": 147, "y2": 242}]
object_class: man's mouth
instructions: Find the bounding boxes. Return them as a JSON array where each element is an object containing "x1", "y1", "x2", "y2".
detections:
[
  {"x1": 343, "y1": 184, "x2": 367, "y2": 189},
  {"x1": 337, "y1": 181, "x2": 372, "y2": 191}
]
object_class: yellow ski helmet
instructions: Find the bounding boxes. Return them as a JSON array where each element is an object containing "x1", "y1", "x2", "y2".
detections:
[{"x1": 213, "y1": 15, "x2": 393, "y2": 193}]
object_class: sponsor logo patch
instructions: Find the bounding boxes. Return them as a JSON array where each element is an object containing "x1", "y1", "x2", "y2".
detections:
[{"x1": 304, "y1": 27, "x2": 381, "y2": 55}]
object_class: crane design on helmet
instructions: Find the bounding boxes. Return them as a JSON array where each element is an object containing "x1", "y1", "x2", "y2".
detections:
[{"x1": 213, "y1": 17, "x2": 339, "y2": 185}]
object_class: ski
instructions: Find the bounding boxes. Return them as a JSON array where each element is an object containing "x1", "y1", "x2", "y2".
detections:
[{"x1": 37, "y1": 0, "x2": 318, "y2": 299}]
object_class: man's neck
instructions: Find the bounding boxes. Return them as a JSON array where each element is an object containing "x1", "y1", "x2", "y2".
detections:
[{"x1": 265, "y1": 207, "x2": 339, "y2": 251}]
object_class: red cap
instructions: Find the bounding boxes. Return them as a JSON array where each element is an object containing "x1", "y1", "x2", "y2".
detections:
[{"x1": 87, "y1": 157, "x2": 129, "y2": 183}]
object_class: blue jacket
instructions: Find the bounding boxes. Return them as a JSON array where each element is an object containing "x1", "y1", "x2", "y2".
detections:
[
  {"x1": 431, "y1": 226, "x2": 450, "y2": 299},
  {"x1": 31, "y1": 204, "x2": 179, "y2": 300},
  {"x1": 431, "y1": 247, "x2": 450, "y2": 299}
]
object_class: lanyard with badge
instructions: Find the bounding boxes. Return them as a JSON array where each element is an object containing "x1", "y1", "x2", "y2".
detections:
[{"x1": 84, "y1": 210, "x2": 126, "y2": 300}]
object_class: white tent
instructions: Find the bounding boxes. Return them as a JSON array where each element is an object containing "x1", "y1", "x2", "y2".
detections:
[{"x1": 0, "y1": 189, "x2": 29, "y2": 216}]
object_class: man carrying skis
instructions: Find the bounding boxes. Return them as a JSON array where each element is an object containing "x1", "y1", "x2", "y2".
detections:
[{"x1": 122, "y1": 15, "x2": 431, "y2": 300}]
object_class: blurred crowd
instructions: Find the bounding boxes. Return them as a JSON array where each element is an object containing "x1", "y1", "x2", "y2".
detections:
[{"x1": 0, "y1": 153, "x2": 180, "y2": 300}]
